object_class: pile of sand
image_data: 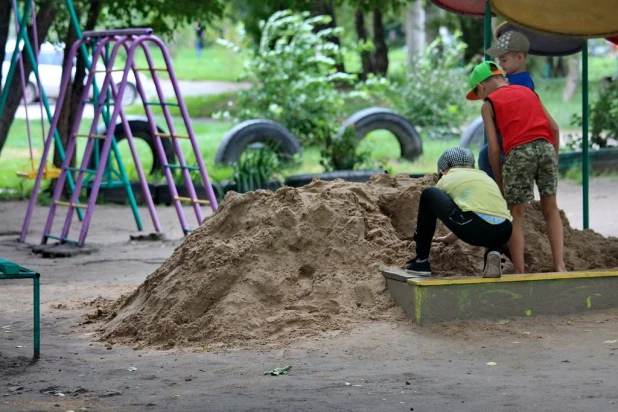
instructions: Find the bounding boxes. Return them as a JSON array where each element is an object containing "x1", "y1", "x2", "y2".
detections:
[{"x1": 99, "y1": 174, "x2": 618, "y2": 347}]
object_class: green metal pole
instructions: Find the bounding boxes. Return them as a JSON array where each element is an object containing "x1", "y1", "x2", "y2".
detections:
[
  {"x1": 582, "y1": 41, "x2": 589, "y2": 230},
  {"x1": 65, "y1": 0, "x2": 142, "y2": 230},
  {"x1": 483, "y1": 1, "x2": 492, "y2": 144},
  {"x1": 9, "y1": 1, "x2": 84, "y2": 220},
  {"x1": 33, "y1": 274, "x2": 40, "y2": 359},
  {"x1": 483, "y1": 1, "x2": 492, "y2": 61},
  {"x1": 0, "y1": 0, "x2": 32, "y2": 114}
]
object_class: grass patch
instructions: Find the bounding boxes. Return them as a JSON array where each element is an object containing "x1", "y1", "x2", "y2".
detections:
[
  {"x1": 125, "y1": 45, "x2": 246, "y2": 82},
  {"x1": 125, "y1": 92, "x2": 239, "y2": 119}
]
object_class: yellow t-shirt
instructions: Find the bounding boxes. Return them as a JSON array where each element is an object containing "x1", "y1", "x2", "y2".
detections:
[{"x1": 436, "y1": 168, "x2": 512, "y2": 222}]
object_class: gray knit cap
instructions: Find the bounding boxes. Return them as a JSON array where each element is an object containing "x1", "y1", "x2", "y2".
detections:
[{"x1": 437, "y1": 147, "x2": 476, "y2": 176}]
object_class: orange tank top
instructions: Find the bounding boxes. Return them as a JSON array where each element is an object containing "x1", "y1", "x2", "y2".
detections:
[{"x1": 485, "y1": 85, "x2": 555, "y2": 155}]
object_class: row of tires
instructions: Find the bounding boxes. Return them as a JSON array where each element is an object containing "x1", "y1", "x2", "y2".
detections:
[
  {"x1": 92, "y1": 111, "x2": 483, "y2": 182},
  {"x1": 214, "y1": 107, "x2": 423, "y2": 165},
  {"x1": 92, "y1": 108, "x2": 424, "y2": 177}
]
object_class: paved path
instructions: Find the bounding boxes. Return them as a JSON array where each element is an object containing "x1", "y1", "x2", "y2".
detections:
[{"x1": 13, "y1": 79, "x2": 250, "y2": 120}]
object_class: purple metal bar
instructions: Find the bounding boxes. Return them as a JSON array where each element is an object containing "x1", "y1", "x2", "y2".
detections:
[
  {"x1": 43, "y1": 37, "x2": 116, "y2": 244},
  {"x1": 123, "y1": 36, "x2": 189, "y2": 233},
  {"x1": 74, "y1": 35, "x2": 163, "y2": 246},
  {"x1": 11, "y1": 0, "x2": 33, "y2": 160},
  {"x1": 137, "y1": 42, "x2": 203, "y2": 226},
  {"x1": 104, "y1": 44, "x2": 162, "y2": 233},
  {"x1": 144, "y1": 36, "x2": 219, "y2": 215},
  {"x1": 20, "y1": 35, "x2": 91, "y2": 243},
  {"x1": 29, "y1": 0, "x2": 45, "y2": 144},
  {"x1": 59, "y1": 37, "x2": 131, "y2": 245},
  {"x1": 82, "y1": 28, "x2": 153, "y2": 38}
]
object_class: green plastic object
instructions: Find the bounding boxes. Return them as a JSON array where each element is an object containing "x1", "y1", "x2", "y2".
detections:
[
  {"x1": 264, "y1": 365, "x2": 292, "y2": 376},
  {"x1": 0, "y1": 259, "x2": 20, "y2": 275},
  {"x1": 0, "y1": 259, "x2": 40, "y2": 359}
]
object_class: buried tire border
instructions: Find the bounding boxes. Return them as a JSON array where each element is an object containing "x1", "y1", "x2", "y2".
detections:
[{"x1": 337, "y1": 107, "x2": 423, "y2": 161}]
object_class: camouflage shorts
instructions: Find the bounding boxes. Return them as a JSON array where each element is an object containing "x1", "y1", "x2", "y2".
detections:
[{"x1": 503, "y1": 139, "x2": 557, "y2": 205}]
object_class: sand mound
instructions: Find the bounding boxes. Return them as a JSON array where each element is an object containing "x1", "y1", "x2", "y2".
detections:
[{"x1": 100, "y1": 174, "x2": 618, "y2": 348}]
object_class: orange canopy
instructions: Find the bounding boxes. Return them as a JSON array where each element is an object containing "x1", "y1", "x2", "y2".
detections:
[{"x1": 490, "y1": 0, "x2": 618, "y2": 38}]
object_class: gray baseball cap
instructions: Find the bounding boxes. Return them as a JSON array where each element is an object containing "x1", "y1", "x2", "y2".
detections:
[
  {"x1": 437, "y1": 147, "x2": 476, "y2": 176},
  {"x1": 485, "y1": 30, "x2": 530, "y2": 57}
]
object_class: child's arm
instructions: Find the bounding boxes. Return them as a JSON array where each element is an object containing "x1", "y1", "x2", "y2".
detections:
[
  {"x1": 433, "y1": 232, "x2": 459, "y2": 245},
  {"x1": 541, "y1": 103, "x2": 560, "y2": 154},
  {"x1": 481, "y1": 101, "x2": 504, "y2": 193}
]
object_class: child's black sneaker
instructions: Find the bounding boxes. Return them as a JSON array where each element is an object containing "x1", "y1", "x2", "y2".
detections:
[{"x1": 405, "y1": 258, "x2": 432, "y2": 277}]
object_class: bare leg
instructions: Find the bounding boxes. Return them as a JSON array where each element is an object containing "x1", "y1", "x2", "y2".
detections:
[
  {"x1": 508, "y1": 203, "x2": 526, "y2": 274},
  {"x1": 540, "y1": 195, "x2": 566, "y2": 272}
]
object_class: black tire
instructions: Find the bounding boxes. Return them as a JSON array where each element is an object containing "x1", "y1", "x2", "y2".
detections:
[
  {"x1": 215, "y1": 119, "x2": 302, "y2": 164},
  {"x1": 91, "y1": 118, "x2": 175, "y2": 175},
  {"x1": 24, "y1": 81, "x2": 37, "y2": 105},
  {"x1": 285, "y1": 170, "x2": 385, "y2": 187},
  {"x1": 337, "y1": 107, "x2": 422, "y2": 161},
  {"x1": 460, "y1": 116, "x2": 485, "y2": 149},
  {"x1": 120, "y1": 83, "x2": 138, "y2": 106}
]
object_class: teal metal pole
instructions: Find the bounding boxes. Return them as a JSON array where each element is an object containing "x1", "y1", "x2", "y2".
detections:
[
  {"x1": 482, "y1": 1, "x2": 492, "y2": 144},
  {"x1": 582, "y1": 41, "x2": 589, "y2": 229},
  {"x1": 9, "y1": 1, "x2": 84, "y2": 221},
  {"x1": 483, "y1": 1, "x2": 492, "y2": 61},
  {"x1": 33, "y1": 273, "x2": 40, "y2": 359},
  {"x1": 65, "y1": 0, "x2": 142, "y2": 230},
  {"x1": 0, "y1": 0, "x2": 32, "y2": 114}
]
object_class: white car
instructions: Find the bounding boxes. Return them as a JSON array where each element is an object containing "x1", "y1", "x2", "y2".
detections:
[{"x1": 2, "y1": 39, "x2": 156, "y2": 106}]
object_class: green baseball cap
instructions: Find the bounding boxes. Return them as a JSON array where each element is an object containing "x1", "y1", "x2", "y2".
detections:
[{"x1": 466, "y1": 61, "x2": 505, "y2": 101}]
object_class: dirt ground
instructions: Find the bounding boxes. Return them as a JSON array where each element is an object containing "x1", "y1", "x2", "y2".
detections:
[{"x1": 1, "y1": 177, "x2": 618, "y2": 412}]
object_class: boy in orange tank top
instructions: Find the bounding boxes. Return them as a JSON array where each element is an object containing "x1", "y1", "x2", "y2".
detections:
[{"x1": 466, "y1": 61, "x2": 566, "y2": 274}]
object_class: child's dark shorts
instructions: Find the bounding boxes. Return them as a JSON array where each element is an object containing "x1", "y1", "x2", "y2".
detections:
[{"x1": 503, "y1": 139, "x2": 557, "y2": 205}]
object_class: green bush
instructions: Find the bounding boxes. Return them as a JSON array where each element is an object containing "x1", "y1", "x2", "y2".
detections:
[
  {"x1": 218, "y1": 11, "x2": 355, "y2": 145},
  {"x1": 217, "y1": 10, "x2": 387, "y2": 171},
  {"x1": 568, "y1": 79, "x2": 618, "y2": 150},
  {"x1": 381, "y1": 32, "x2": 469, "y2": 140},
  {"x1": 231, "y1": 145, "x2": 284, "y2": 193}
]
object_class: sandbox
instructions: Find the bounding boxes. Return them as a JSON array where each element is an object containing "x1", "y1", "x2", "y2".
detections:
[{"x1": 96, "y1": 174, "x2": 618, "y2": 348}]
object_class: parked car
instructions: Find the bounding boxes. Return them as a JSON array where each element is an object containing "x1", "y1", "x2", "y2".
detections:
[{"x1": 2, "y1": 39, "x2": 156, "y2": 106}]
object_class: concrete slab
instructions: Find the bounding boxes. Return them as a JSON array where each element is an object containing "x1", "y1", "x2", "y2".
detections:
[{"x1": 380, "y1": 267, "x2": 618, "y2": 324}]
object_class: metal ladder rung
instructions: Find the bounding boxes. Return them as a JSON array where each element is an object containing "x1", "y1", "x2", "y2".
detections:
[
  {"x1": 54, "y1": 201, "x2": 87, "y2": 209},
  {"x1": 64, "y1": 166, "x2": 97, "y2": 174},
  {"x1": 134, "y1": 67, "x2": 168, "y2": 72},
  {"x1": 144, "y1": 101, "x2": 179, "y2": 107},
  {"x1": 156, "y1": 132, "x2": 189, "y2": 139},
  {"x1": 44, "y1": 234, "x2": 79, "y2": 244},
  {"x1": 164, "y1": 164, "x2": 199, "y2": 171},
  {"x1": 173, "y1": 196, "x2": 210, "y2": 205},
  {"x1": 94, "y1": 69, "x2": 124, "y2": 73},
  {"x1": 74, "y1": 133, "x2": 107, "y2": 139},
  {"x1": 84, "y1": 100, "x2": 115, "y2": 106}
]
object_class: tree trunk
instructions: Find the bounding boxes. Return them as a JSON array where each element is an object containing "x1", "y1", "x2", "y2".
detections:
[
  {"x1": 372, "y1": 8, "x2": 388, "y2": 76},
  {"x1": 51, "y1": 1, "x2": 103, "y2": 197},
  {"x1": 0, "y1": 2, "x2": 12, "y2": 94},
  {"x1": 405, "y1": 0, "x2": 426, "y2": 70},
  {"x1": 0, "y1": 3, "x2": 56, "y2": 154},
  {"x1": 457, "y1": 15, "x2": 484, "y2": 62},
  {"x1": 563, "y1": 56, "x2": 581, "y2": 102},
  {"x1": 354, "y1": 9, "x2": 373, "y2": 80},
  {"x1": 54, "y1": 1, "x2": 103, "y2": 170},
  {"x1": 312, "y1": 0, "x2": 345, "y2": 73}
]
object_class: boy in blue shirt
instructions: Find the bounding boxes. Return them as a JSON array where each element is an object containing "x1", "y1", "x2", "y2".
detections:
[{"x1": 478, "y1": 31, "x2": 535, "y2": 179}]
